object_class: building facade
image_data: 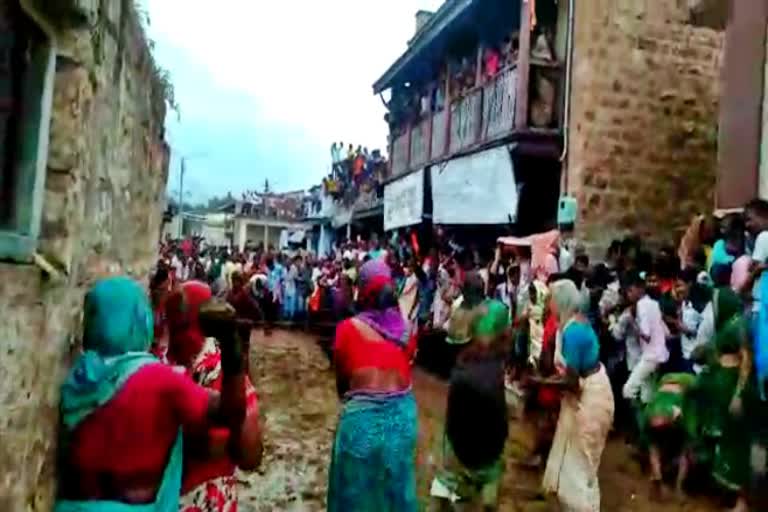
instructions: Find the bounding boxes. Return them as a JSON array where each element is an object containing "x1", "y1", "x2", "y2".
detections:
[
  {"x1": 0, "y1": 2, "x2": 170, "y2": 509},
  {"x1": 304, "y1": 185, "x2": 336, "y2": 256},
  {"x1": 376, "y1": 0, "x2": 726, "y2": 251},
  {"x1": 219, "y1": 195, "x2": 308, "y2": 251},
  {"x1": 564, "y1": 0, "x2": 725, "y2": 251},
  {"x1": 375, "y1": 0, "x2": 565, "y2": 238},
  {"x1": 716, "y1": 0, "x2": 768, "y2": 209},
  {"x1": 162, "y1": 211, "x2": 234, "y2": 247}
]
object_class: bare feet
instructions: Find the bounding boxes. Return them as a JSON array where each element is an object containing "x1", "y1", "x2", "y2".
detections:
[
  {"x1": 649, "y1": 479, "x2": 665, "y2": 503},
  {"x1": 730, "y1": 496, "x2": 748, "y2": 512},
  {"x1": 673, "y1": 486, "x2": 687, "y2": 505}
]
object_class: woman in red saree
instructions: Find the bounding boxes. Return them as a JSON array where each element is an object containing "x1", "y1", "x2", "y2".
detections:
[
  {"x1": 328, "y1": 259, "x2": 419, "y2": 511},
  {"x1": 166, "y1": 281, "x2": 263, "y2": 512},
  {"x1": 55, "y1": 276, "x2": 249, "y2": 511},
  {"x1": 226, "y1": 271, "x2": 262, "y2": 327}
]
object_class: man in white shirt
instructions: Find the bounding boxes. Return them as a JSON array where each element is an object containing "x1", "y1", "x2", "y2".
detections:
[
  {"x1": 680, "y1": 299, "x2": 702, "y2": 365},
  {"x1": 311, "y1": 264, "x2": 323, "y2": 288},
  {"x1": 170, "y1": 253, "x2": 183, "y2": 282},
  {"x1": 495, "y1": 264, "x2": 520, "y2": 319},
  {"x1": 669, "y1": 269, "x2": 703, "y2": 372},
  {"x1": 610, "y1": 308, "x2": 641, "y2": 375},
  {"x1": 623, "y1": 273, "x2": 670, "y2": 404},
  {"x1": 221, "y1": 255, "x2": 238, "y2": 292}
]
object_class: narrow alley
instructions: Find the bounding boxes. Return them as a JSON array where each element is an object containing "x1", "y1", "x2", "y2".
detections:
[{"x1": 1, "y1": 0, "x2": 761, "y2": 511}]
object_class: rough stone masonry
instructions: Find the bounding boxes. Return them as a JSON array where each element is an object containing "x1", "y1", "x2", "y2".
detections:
[
  {"x1": 0, "y1": 2, "x2": 170, "y2": 510},
  {"x1": 565, "y1": 0, "x2": 725, "y2": 253}
]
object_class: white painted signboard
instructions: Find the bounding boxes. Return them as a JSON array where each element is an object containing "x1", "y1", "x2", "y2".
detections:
[
  {"x1": 432, "y1": 146, "x2": 518, "y2": 225},
  {"x1": 384, "y1": 169, "x2": 425, "y2": 231}
]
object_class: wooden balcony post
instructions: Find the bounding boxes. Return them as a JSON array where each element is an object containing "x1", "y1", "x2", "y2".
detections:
[
  {"x1": 474, "y1": 44, "x2": 485, "y2": 143},
  {"x1": 515, "y1": 0, "x2": 532, "y2": 130},
  {"x1": 444, "y1": 62, "x2": 453, "y2": 155},
  {"x1": 427, "y1": 96, "x2": 434, "y2": 161},
  {"x1": 475, "y1": 44, "x2": 485, "y2": 144},
  {"x1": 717, "y1": 0, "x2": 768, "y2": 208},
  {"x1": 405, "y1": 121, "x2": 413, "y2": 172},
  {"x1": 475, "y1": 44, "x2": 484, "y2": 87}
]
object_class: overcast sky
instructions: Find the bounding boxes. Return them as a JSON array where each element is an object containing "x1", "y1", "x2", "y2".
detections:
[{"x1": 142, "y1": 0, "x2": 443, "y2": 203}]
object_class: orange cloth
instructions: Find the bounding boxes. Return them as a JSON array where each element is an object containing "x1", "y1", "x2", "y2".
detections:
[
  {"x1": 678, "y1": 215, "x2": 705, "y2": 270},
  {"x1": 353, "y1": 155, "x2": 364, "y2": 176},
  {"x1": 531, "y1": 230, "x2": 560, "y2": 280}
]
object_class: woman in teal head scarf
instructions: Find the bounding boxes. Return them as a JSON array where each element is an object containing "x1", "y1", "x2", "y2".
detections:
[
  {"x1": 55, "y1": 276, "x2": 250, "y2": 512},
  {"x1": 60, "y1": 277, "x2": 158, "y2": 429}
]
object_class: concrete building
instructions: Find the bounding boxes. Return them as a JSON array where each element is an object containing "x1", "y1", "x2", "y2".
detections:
[
  {"x1": 375, "y1": 0, "x2": 726, "y2": 250},
  {"x1": 304, "y1": 185, "x2": 336, "y2": 256},
  {"x1": 219, "y1": 196, "x2": 308, "y2": 251},
  {"x1": 162, "y1": 211, "x2": 234, "y2": 247},
  {"x1": 0, "y1": 1, "x2": 170, "y2": 509}
]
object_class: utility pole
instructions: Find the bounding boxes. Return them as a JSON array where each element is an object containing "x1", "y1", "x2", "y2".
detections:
[{"x1": 178, "y1": 157, "x2": 186, "y2": 238}]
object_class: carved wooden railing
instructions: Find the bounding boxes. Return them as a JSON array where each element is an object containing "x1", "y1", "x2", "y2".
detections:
[
  {"x1": 388, "y1": 66, "x2": 531, "y2": 177},
  {"x1": 449, "y1": 88, "x2": 482, "y2": 153},
  {"x1": 409, "y1": 117, "x2": 429, "y2": 169},
  {"x1": 390, "y1": 132, "x2": 409, "y2": 177},
  {"x1": 431, "y1": 109, "x2": 447, "y2": 158},
  {"x1": 482, "y1": 67, "x2": 518, "y2": 141}
]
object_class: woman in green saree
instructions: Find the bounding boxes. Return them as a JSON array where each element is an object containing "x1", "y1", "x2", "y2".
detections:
[
  {"x1": 686, "y1": 287, "x2": 751, "y2": 512},
  {"x1": 431, "y1": 299, "x2": 510, "y2": 511},
  {"x1": 642, "y1": 372, "x2": 696, "y2": 500}
]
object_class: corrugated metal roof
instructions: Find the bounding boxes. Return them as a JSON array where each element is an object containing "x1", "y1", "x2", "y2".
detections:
[
  {"x1": 372, "y1": 0, "x2": 476, "y2": 93},
  {"x1": 372, "y1": 0, "x2": 521, "y2": 93}
]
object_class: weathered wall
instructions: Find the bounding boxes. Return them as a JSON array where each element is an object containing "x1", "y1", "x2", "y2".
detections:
[
  {"x1": 565, "y1": 0, "x2": 724, "y2": 252},
  {"x1": 716, "y1": 0, "x2": 767, "y2": 209},
  {"x1": 761, "y1": 24, "x2": 768, "y2": 200},
  {"x1": 0, "y1": 2, "x2": 169, "y2": 510}
]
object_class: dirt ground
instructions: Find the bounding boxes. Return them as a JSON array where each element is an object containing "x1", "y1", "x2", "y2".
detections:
[{"x1": 238, "y1": 329, "x2": 722, "y2": 511}]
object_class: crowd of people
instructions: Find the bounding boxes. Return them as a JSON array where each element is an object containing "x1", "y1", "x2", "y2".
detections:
[
  {"x1": 325, "y1": 143, "x2": 388, "y2": 207},
  {"x1": 384, "y1": 14, "x2": 566, "y2": 141},
  {"x1": 374, "y1": 199, "x2": 768, "y2": 512},
  {"x1": 52, "y1": 197, "x2": 768, "y2": 511}
]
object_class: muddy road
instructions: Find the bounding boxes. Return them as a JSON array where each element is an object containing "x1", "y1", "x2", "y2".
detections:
[{"x1": 237, "y1": 329, "x2": 721, "y2": 511}]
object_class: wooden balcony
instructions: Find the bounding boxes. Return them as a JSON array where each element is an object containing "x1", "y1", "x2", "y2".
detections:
[
  {"x1": 390, "y1": 66, "x2": 561, "y2": 178},
  {"x1": 482, "y1": 67, "x2": 517, "y2": 140}
]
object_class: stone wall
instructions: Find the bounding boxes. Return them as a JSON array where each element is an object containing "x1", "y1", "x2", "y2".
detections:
[
  {"x1": 761, "y1": 25, "x2": 768, "y2": 199},
  {"x1": 565, "y1": 0, "x2": 724, "y2": 253},
  {"x1": 0, "y1": 2, "x2": 169, "y2": 510}
]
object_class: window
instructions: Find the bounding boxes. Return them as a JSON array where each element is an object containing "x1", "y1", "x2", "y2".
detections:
[{"x1": 0, "y1": 2, "x2": 56, "y2": 263}]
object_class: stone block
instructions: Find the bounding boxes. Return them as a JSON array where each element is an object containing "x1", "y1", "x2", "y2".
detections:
[
  {"x1": 47, "y1": 63, "x2": 93, "y2": 172},
  {"x1": 55, "y1": 28, "x2": 94, "y2": 67}
]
